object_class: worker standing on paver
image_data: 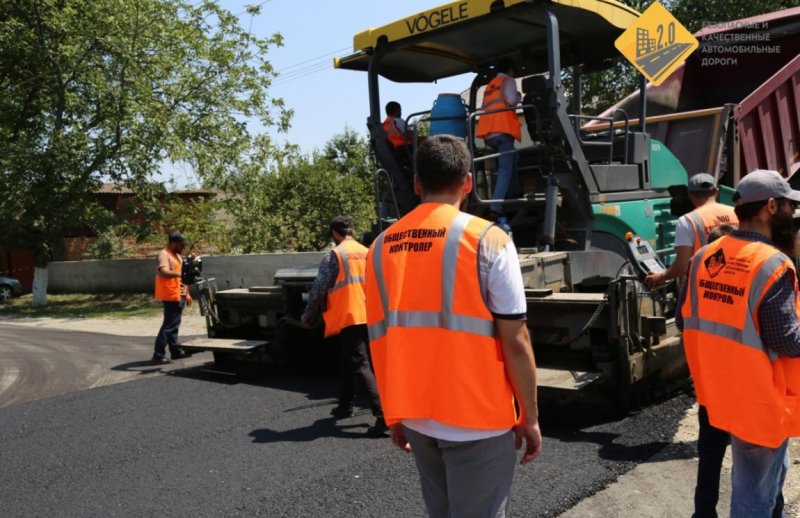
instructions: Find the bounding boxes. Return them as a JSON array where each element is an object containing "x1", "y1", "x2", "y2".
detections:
[
  {"x1": 366, "y1": 135, "x2": 541, "y2": 516},
  {"x1": 678, "y1": 169, "x2": 800, "y2": 517}
]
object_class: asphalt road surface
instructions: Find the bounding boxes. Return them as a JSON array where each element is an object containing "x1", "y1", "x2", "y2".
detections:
[{"x1": 0, "y1": 324, "x2": 694, "y2": 517}]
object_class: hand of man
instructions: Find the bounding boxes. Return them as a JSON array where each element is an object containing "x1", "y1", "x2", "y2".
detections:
[
  {"x1": 185, "y1": 293, "x2": 193, "y2": 307},
  {"x1": 299, "y1": 314, "x2": 311, "y2": 329},
  {"x1": 514, "y1": 418, "x2": 542, "y2": 465},
  {"x1": 644, "y1": 272, "x2": 663, "y2": 290},
  {"x1": 390, "y1": 424, "x2": 412, "y2": 453}
]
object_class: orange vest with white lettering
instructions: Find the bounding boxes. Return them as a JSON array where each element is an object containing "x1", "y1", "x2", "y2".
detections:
[
  {"x1": 683, "y1": 202, "x2": 738, "y2": 253},
  {"x1": 154, "y1": 248, "x2": 182, "y2": 302},
  {"x1": 681, "y1": 236, "x2": 800, "y2": 447},
  {"x1": 365, "y1": 203, "x2": 516, "y2": 428},
  {"x1": 323, "y1": 239, "x2": 368, "y2": 338},
  {"x1": 383, "y1": 116, "x2": 409, "y2": 149},
  {"x1": 476, "y1": 75, "x2": 521, "y2": 141}
]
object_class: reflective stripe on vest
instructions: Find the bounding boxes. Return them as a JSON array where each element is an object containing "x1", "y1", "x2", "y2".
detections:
[
  {"x1": 476, "y1": 76, "x2": 521, "y2": 141},
  {"x1": 681, "y1": 237, "x2": 800, "y2": 446},
  {"x1": 154, "y1": 248, "x2": 182, "y2": 302},
  {"x1": 684, "y1": 203, "x2": 738, "y2": 253},
  {"x1": 684, "y1": 247, "x2": 785, "y2": 361},
  {"x1": 323, "y1": 239, "x2": 367, "y2": 337},
  {"x1": 368, "y1": 212, "x2": 495, "y2": 342},
  {"x1": 383, "y1": 116, "x2": 408, "y2": 149}
]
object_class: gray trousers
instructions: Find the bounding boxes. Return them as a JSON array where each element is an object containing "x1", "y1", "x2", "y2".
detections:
[{"x1": 403, "y1": 426, "x2": 516, "y2": 518}]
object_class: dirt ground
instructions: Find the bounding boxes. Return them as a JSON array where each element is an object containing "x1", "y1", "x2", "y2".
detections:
[{"x1": 3, "y1": 308, "x2": 800, "y2": 517}]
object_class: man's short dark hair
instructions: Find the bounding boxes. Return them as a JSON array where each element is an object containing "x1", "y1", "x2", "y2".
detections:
[
  {"x1": 168, "y1": 231, "x2": 187, "y2": 244},
  {"x1": 385, "y1": 101, "x2": 401, "y2": 116},
  {"x1": 329, "y1": 215, "x2": 354, "y2": 236},
  {"x1": 415, "y1": 135, "x2": 471, "y2": 194},
  {"x1": 734, "y1": 199, "x2": 768, "y2": 222}
]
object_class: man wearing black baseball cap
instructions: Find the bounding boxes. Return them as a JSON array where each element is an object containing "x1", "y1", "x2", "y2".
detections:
[
  {"x1": 301, "y1": 215, "x2": 386, "y2": 436},
  {"x1": 678, "y1": 169, "x2": 800, "y2": 517},
  {"x1": 152, "y1": 231, "x2": 193, "y2": 363},
  {"x1": 645, "y1": 172, "x2": 737, "y2": 290}
]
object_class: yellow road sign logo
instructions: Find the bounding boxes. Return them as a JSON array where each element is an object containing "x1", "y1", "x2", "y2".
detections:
[{"x1": 615, "y1": 2, "x2": 698, "y2": 86}]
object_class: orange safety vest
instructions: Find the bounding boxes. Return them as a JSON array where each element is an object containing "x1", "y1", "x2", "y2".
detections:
[
  {"x1": 683, "y1": 202, "x2": 738, "y2": 253},
  {"x1": 383, "y1": 116, "x2": 410, "y2": 149},
  {"x1": 323, "y1": 238, "x2": 368, "y2": 338},
  {"x1": 366, "y1": 203, "x2": 516, "y2": 429},
  {"x1": 682, "y1": 236, "x2": 800, "y2": 447},
  {"x1": 476, "y1": 75, "x2": 521, "y2": 141},
  {"x1": 154, "y1": 248, "x2": 182, "y2": 302}
]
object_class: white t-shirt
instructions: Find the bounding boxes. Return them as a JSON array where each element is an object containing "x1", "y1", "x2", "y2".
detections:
[
  {"x1": 673, "y1": 214, "x2": 696, "y2": 248},
  {"x1": 403, "y1": 225, "x2": 527, "y2": 442}
]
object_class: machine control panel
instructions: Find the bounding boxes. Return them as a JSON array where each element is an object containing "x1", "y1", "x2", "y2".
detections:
[{"x1": 625, "y1": 232, "x2": 666, "y2": 277}]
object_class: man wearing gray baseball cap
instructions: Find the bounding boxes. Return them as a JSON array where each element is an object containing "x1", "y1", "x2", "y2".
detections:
[
  {"x1": 645, "y1": 172, "x2": 737, "y2": 290},
  {"x1": 678, "y1": 169, "x2": 800, "y2": 517}
]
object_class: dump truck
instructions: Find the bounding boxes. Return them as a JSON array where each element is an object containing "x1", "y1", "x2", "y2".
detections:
[{"x1": 184, "y1": 1, "x2": 800, "y2": 407}]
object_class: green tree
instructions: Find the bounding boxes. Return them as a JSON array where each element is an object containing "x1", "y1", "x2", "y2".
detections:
[
  {"x1": 223, "y1": 131, "x2": 376, "y2": 252},
  {"x1": 0, "y1": 0, "x2": 289, "y2": 305}
]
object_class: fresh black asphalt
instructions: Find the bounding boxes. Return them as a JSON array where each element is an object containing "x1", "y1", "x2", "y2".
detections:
[{"x1": 0, "y1": 327, "x2": 695, "y2": 517}]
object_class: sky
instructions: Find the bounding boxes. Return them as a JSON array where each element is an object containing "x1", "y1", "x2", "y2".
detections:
[
  {"x1": 164, "y1": 0, "x2": 470, "y2": 187},
  {"x1": 240, "y1": 0, "x2": 471, "y2": 149}
]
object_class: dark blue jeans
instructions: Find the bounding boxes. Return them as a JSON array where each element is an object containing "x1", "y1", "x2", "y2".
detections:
[
  {"x1": 485, "y1": 134, "x2": 519, "y2": 214},
  {"x1": 694, "y1": 405, "x2": 784, "y2": 518},
  {"x1": 153, "y1": 298, "x2": 185, "y2": 358}
]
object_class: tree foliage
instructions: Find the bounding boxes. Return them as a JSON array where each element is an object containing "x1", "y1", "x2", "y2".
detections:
[
  {"x1": 0, "y1": 0, "x2": 288, "y2": 303},
  {"x1": 222, "y1": 130, "x2": 377, "y2": 253}
]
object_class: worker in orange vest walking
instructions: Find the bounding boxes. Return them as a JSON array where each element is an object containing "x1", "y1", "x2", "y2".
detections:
[
  {"x1": 476, "y1": 57, "x2": 521, "y2": 234},
  {"x1": 153, "y1": 231, "x2": 193, "y2": 364},
  {"x1": 678, "y1": 169, "x2": 800, "y2": 517},
  {"x1": 301, "y1": 216, "x2": 386, "y2": 436},
  {"x1": 366, "y1": 135, "x2": 541, "y2": 516}
]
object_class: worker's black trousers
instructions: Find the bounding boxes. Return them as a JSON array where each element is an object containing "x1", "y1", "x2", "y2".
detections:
[{"x1": 337, "y1": 324, "x2": 383, "y2": 417}]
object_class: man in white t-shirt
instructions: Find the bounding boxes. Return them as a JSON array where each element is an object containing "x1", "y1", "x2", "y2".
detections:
[
  {"x1": 645, "y1": 173, "x2": 737, "y2": 289},
  {"x1": 366, "y1": 135, "x2": 541, "y2": 517}
]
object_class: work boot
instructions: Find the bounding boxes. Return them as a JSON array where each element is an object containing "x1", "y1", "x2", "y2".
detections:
[
  {"x1": 171, "y1": 348, "x2": 192, "y2": 360},
  {"x1": 367, "y1": 417, "x2": 389, "y2": 437},
  {"x1": 496, "y1": 216, "x2": 512, "y2": 235},
  {"x1": 330, "y1": 405, "x2": 354, "y2": 419},
  {"x1": 151, "y1": 354, "x2": 171, "y2": 364}
]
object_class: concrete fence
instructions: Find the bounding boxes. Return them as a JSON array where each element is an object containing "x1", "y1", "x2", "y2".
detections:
[{"x1": 48, "y1": 252, "x2": 327, "y2": 294}]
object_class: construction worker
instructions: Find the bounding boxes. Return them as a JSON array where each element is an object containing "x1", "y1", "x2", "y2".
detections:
[
  {"x1": 383, "y1": 101, "x2": 412, "y2": 150},
  {"x1": 301, "y1": 216, "x2": 386, "y2": 436},
  {"x1": 365, "y1": 135, "x2": 541, "y2": 516},
  {"x1": 645, "y1": 173, "x2": 737, "y2": 517},
  {"x1": 476, "y1": 57, "x2": 521, "y2": 233},
  {"x1": 678, "y1": 169, "x2": 800, "y2": 517},
  {"x1": 152, "y1": 231, "x2": 193, "y2": 363},
  {"x1": 645, "y1": 173, "x2": 737, "y2": 289}
]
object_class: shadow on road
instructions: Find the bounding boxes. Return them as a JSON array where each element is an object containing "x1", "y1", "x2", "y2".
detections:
[
  {"x1": 249, "y1": 417, "x2": 379, "y2": 443},
  {"x1": 110, "y1": 359, "x2": 168, "y2": 375}
]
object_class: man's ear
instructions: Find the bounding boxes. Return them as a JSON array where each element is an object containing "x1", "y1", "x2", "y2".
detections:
[
  {"x1": 464, "y1": 172, "x2": 473, "y2": 195},
  {"x1": 414, "y1": 174, "x2": 422, "y2": 196}
]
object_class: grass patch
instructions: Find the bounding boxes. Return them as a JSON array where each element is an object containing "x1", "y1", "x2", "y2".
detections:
[{"x1": 0, "y1": 293, "x2": 163, "y2": 319}]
